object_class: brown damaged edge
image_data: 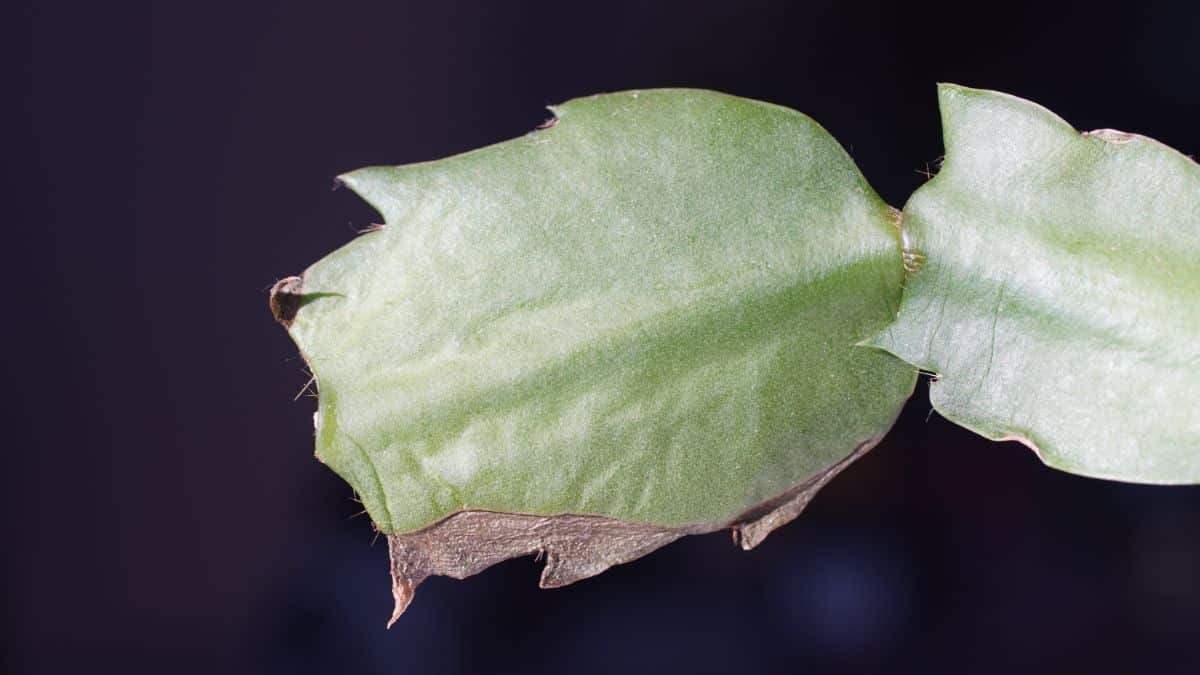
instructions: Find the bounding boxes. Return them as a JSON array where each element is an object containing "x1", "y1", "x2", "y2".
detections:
[
  {"x1": 269, "y1": 276, "x2": 304, "y2": 328},
  {"x1": 385, "y1": 435, "x2": 879, "y2": 627}
]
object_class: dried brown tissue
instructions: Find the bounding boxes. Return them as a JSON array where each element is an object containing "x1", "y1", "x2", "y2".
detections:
[
  {"x1": 269, "y1": 276, "x2": 304, "y2": 328},
  {"x1": 385, "y1": 436, "x2": 880, "y2": 627}
]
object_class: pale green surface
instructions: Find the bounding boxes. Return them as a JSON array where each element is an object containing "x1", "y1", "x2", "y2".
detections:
[
  {"x1": 288, "y1": 89, "x2": 915, "y2": 533},
  {"x1": 871, "y1": 84, "x2": 1200, "y2": 483}
]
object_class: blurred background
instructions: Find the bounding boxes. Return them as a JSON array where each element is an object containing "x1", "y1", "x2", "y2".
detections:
[{"x1": 7, "y1": 1, "x2": 1199, "y2": 673}]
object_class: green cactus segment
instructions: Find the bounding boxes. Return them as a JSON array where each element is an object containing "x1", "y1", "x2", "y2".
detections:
[
  {"x1": 286, "y1": 89, "x2": 916, "y2": 533},
  {"x1": 870, "y1": 84, "x2": 1200, "y2": 483}
]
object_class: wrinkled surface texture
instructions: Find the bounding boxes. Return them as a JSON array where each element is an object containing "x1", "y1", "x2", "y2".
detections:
[
  {"x1": 286, "y1": 89, "x2": 915, "y2": 534},
  {"x1": 872, "y1": 85, "x2": 1200, "y2": 483}
]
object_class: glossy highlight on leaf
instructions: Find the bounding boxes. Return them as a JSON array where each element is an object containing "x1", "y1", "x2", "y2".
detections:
[
  {"x1": 273, "y1": 89, "x2": 915, "y2": 616},
  {"x1": 870, "y1": 84, "x2": 1200, "y2": 483}
]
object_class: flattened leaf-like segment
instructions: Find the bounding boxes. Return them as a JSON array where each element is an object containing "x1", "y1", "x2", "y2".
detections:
[
  {"x1": 870, "y1": 84, "x2": 1200, "y2": 483},
  {"x1": 277, "y1": 89, "x2": 914, "y2": 615}
]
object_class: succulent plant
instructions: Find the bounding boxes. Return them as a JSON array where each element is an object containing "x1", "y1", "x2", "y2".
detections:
[{"x1": 271, "y1": 85, "x2": 1198, "y2": 623}]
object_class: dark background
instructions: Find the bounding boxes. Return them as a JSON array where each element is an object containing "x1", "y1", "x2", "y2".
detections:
[{"x1": 8, "y1": 1, "x2": 1199, "y2": 673}]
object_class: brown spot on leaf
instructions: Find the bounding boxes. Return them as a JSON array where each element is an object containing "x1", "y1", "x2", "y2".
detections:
[
  {"x1": 1085, "y1": 128, "x2": 1135, "y2": 144},
  {"x1": 385, "y1": 435, "x2": 880, "y2": 626},
  {"x1": 995, "y1": 432, "x2": 1047, "y2": 463},
  {"x1": 269, "y1": 276, "x2": 304, "y2": 327}
]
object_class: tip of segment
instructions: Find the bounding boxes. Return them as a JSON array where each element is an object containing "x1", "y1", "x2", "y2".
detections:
[
  {"x1": 387, "y1": 575, "x2": 414, "y2": 629},
  {"x1": 269, "y1": 276, "x2": 303, "y2": 327}
]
